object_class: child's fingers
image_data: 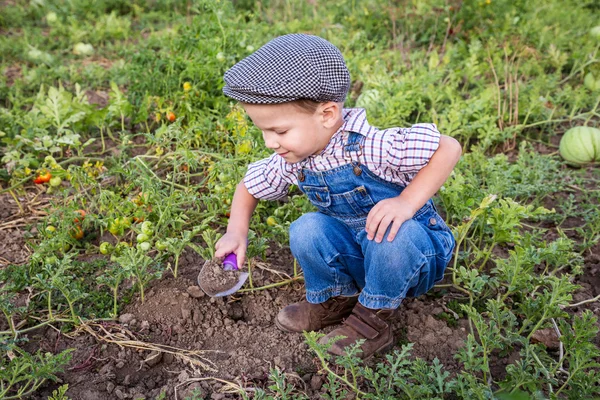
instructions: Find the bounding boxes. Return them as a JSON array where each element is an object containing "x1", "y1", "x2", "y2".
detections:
[
  {"x1": 214, "y1": 240, "x2": 235, "y2": 258},
  {"x1": 214, "y1": 246, "x2": 230, "y2": 258},
  {"x1": 236, "y1": 252, "x2": 246, "y2": 269},
  {"x1": 235, "y1": 244, "x2": 247, "y2": 268},
  {"x1": 366, "y1": 205, "x2": 384, "y2": 239},
  {"x1": 386, "y1": 219, "x2": 405, "y2": 242},
  {"x1": 375, "y1": 215, "x2": 394, "y2": 242}
]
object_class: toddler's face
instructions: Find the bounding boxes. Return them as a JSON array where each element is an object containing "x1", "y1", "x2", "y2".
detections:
[{"x1": 242, "y1": 102, "x2": 339, "y2": 164}]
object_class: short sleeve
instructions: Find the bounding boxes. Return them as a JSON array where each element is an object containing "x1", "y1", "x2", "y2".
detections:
[
  {"x1": 384, "y1": 123, "x2": 441, "y2": 173},
  {"x1": 243, "y1": 154, "x2": 293, "y2": 200}
]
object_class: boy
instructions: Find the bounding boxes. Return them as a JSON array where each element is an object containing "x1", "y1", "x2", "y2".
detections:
[{"x1": 214, "y1": 33, "x2": 461, "y2": 359}]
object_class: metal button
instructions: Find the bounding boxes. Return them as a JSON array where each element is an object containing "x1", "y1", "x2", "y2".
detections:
[
  {"x1": 429, "y1": 217, "x2": 437, "y2": 226},
  {"x1": 298, "y1": 171, "x2": 305, "y2": 182},
  {"x1": 353, "y1": 165, "x2": 362, "y2": 176}
]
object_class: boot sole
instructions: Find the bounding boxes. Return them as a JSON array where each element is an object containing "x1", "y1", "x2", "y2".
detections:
[
  {"x1": 363, "y1": 335, "x2": 395, "y2": 361},
  {"x1": 274, "y1": 315, "x2": 299, "y2": 333},
  {"x1": 274, "y1": 315, "x2": 349, "y2": 333},
  {"x1": 324, "y1": 335, "x2": 395, "y2": 360}
]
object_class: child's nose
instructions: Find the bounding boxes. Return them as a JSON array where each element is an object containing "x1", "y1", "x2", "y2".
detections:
[{"x1": 263, "y1": 132, "x2": 280, "y2": 149}]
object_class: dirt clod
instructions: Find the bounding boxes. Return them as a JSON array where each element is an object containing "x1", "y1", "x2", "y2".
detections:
[{"x1": 198, "y1": 259, "x2": 245, "y2": 296}]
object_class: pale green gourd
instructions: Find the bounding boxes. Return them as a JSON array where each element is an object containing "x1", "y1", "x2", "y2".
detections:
[{"x1": 559, "y1": 126, "x2": 600, "y2": 166}]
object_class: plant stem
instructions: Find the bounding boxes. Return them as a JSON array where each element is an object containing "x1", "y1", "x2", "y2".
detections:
[
  {"x1": 113, "y1": 285, "x2": 119, "y2": 318},
  {"x1": 174, "y1": 253, "x2": 180, "y2": 278},
  {"x1": 58, "y1": 156, "x2": 104, "y2": 166},
  {"x1": 0, "y1": 177, "x2": 33, "y2": 195},
  {"x1": 310, "y1": 342, "x2": 367, "y2": 397},
  {"x1": 1, "y1": 309, "x2": 17, "y2": 338},
  {"x1": 238, "y1": 276, "x2": 304, "y2": 293},
  {"x1": 47, "y1": 291, "x2": 54, "y2": 321},
  {"x1": 247, "y1": 258, "x2": 254, "y2": 289},
  {"x1": 564, "y1": 294, "x2": 600, "y2": 308},
  {"x1": 8, "y1": 190, "x2": 24, "y2": 215},
  {"x1": 555, "y1": 367, "x2": 582, "y2": 396}
]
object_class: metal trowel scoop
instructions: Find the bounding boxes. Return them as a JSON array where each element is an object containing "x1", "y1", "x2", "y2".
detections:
[{"x1": 197, "y1": 253, "x2": 249, "y2": 297}]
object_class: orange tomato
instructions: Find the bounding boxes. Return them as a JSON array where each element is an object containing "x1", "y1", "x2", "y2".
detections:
[
  {"x1": 166, "y1": 111, "x2": 176, "y2": 122},
  {"x1": 70, "y1": 225, "x2": 84, "y2": 240},
  {"x1": 34, "y1": 171, "x2": 52, "y2": 184},
  {"x1": 73, "y1": 209, "x2": 86, "y2": 223}
]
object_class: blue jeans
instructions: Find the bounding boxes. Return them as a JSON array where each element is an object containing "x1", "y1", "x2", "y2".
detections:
[{"x1": 290, "y1": 131, "x2": 455, "y2": 309}]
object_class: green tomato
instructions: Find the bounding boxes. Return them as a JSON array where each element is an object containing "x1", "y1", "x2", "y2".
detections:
[
  {"x1": 137, "y1": 242, "x2": 151, "y2": 252},
  {"x1": 49, "y1": 176, "x2": 62, "y2": 187},
  {"x1": 99, "y1": 242, "x2": 112, "y2": 255},
  {"x1": 141, "y1": 221, "x2": 153, "y2": 235},
  {"x1": 120, "y1": 217, "x2": 132, "y2": 229},
  {"x1": 108, "y1": 221, "x2": 123, "y2": 236},
  {"x1": 155, "y1": 240, "x2": 168, "y2": 251},
  {"x1": 45, "y1": 256, "x2": 59, "y2": 265},
  {"x1": 584, "y1": 73, "x2": 600, "y2": 91},
  {"x1": 45, "y1": 225, "x2": 56, "y2": 234},
  {"x1": 137, "y1": 233, "x2": 150, "y2": 243}
]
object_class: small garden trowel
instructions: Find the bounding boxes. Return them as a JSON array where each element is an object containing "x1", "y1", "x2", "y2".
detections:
[{"x1": 197, "y1": 253, "x2": 249, "y2": 297}]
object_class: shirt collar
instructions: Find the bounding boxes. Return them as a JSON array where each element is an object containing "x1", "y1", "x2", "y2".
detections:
[
  {"x1": 315, "y1": 108, "x2": 376, "y2": 157},
  {"x1": 340, "y1": 108, "x2": 377, "y2": 136}
]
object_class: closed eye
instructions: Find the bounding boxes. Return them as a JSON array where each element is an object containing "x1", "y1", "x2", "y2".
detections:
[{"x1": 275, "y1": 130, "x2": 288, "y2": 135}]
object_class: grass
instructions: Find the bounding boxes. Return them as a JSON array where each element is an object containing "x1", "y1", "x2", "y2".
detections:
[{"x1": 1, "y1": 0, "x2": 599, "y2": 398}]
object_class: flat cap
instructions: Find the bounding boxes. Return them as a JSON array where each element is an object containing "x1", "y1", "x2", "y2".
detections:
[{"x1": 223, "y1": 33, "x2": 350, "y2": 104}]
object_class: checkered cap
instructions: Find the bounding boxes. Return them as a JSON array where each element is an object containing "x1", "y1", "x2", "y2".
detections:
[{"x1": 223, "y1": 34, "x2": 350, "y2": 104}]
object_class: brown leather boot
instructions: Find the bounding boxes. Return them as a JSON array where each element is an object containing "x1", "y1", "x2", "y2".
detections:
[
  {"x1": 275, "y1": 295, "x2": 359, "y2": 333},
  {"x1": 318, "y1": 302, "x2": 395, "y2": 359}
]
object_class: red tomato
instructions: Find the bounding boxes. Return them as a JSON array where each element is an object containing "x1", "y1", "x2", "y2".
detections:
[{"x1": 34, "y1": 171, "x2": 52, "y2": 184}]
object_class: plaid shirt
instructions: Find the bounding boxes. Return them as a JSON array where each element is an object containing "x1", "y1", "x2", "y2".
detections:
[{"x1": 244, "y1": 108, "x2": 441, "y2": 200}]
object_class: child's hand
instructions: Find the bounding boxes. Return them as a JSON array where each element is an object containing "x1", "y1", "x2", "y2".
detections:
[
  {"x1": 365, "y1": 197, "x2": 416, "y2": 243},
  {"x1": 215, "y1": 232, "x2": 248, "y2": 268}
]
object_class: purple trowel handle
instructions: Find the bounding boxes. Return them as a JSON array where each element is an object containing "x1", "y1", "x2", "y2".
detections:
[{"x1": 222, "y1": 253, "x2": 238, "y2": 271}]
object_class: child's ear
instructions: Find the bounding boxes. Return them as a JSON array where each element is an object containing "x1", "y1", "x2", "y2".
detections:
[{"x1": 320, "y1": 102, "x2": 342, "y2": 129}]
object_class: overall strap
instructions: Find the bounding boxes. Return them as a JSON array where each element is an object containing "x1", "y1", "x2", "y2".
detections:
[
  {"x1": 344, "y1": 131, "x2": 365, "y2": 154},
  {"x1": 343, "y1": 131, "x2": 365, "y2": 176}
]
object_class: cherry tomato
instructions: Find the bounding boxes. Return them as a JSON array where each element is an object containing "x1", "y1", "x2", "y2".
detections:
[
  {"x1": 34, "y1": 171, "x2": 52, "y2": 184},
  {"x1": 99, "y1": 242, "x2": 112, "y2": 255},
  {"x1": 49, "y1": 176, "x2": 62, "y2": 187},
  {"x1": 73, "y1": 209, "x2": 86, "y2": 223},
  {"x1": 70, "y1": 225, "x2": 84, "y2": 240},
  {"x1": 267, "y1": 216, "x2": 278, "y2": 227},
  {"x1": 155, "y1": 241, "x2": 168, "y2": 251},
  {"x1": 141, "y1": 221, "x2": 153, "y2": 235},
  {"x1": 166, "y1": 111, "x2": 176, "y2": 122}
]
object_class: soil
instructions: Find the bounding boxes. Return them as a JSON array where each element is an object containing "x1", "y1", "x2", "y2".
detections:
[
  {"x1": 197, "y1": 259, "x2": 246, "y2": 297},
  {"x1": 1, "y1": 179, "x2": 599, "y2": 399},
  {"x1": 21, "y1": 244, "x2": 469, "y2": 400}
]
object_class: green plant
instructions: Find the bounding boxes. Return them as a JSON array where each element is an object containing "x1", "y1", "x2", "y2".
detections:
[
  {"x1": 112, "y1": 246, "x2": 162, "y2": 303},
  {"x1": 48, "y1": 384, "x2": 71, "y2": 400},
  {"x1": 0, "y1": 341, "x2": 72, "y2": 400}
]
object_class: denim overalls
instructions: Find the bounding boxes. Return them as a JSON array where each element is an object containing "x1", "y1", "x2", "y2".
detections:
[{"x1": 289, "y1": 131, "x2": 455, "y2": 309}]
